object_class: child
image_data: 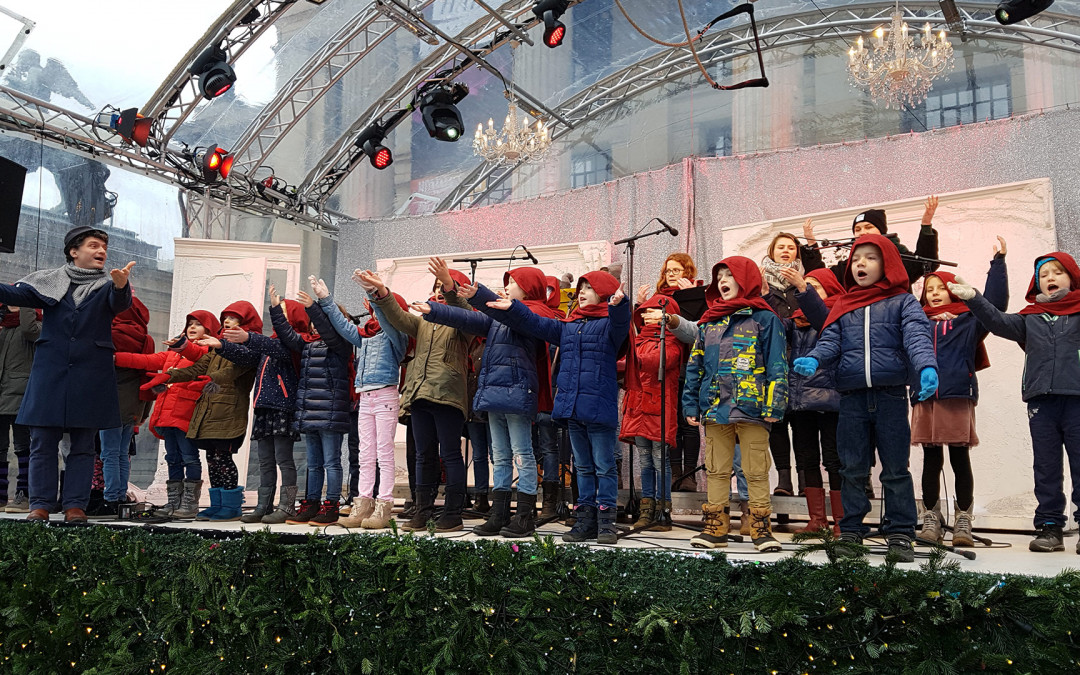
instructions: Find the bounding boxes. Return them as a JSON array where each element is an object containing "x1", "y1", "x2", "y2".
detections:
[
  {"x1": 0, "y1": 305, "x2": 40, "y2": 513},
  {"x1": 912, "y1": 238, "x2": 1008, "y2": 546},
  {"x1": 948, "y1": 250, "x2": 1080, "y2": 554},
  {"x1": 479, "y1": 270, "x2": 630, "y2": 544},
  {"x1": 794, "y1": 234, "x2": 938, "y2": 562},
  {"x1": 313, "y1": 277, "x2": 409, "y2": 529},
  {"x1": 683, "y1": 256, "x2": 788, "y2": 551},
  {"x1": 117, "y1": 310, "x2": 220, "y2": 519},
  {"x1": 167, "y1": 301, "x2": 263, "y2": 521}
]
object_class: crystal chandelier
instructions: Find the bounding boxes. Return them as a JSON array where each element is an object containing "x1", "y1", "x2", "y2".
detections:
[
  {"x1": 472, "y1": 96, "x2": 552, "y2": 165},
  {"x1": 848, "y1": 2, "x2": 955, "y2": 109}
]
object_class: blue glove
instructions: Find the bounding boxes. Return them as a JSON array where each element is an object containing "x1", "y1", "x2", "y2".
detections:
[
  {"x1": 918, "y1": 367, "x2": 938, "y2": 401},
  {"x1": 792, "y1": 357, "x2": 818, "y2": 377}
]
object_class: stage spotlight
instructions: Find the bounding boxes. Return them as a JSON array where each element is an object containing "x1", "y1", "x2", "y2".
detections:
[
  {"x1": 189, "y1": 45, "x2": 236, "y2": 99},
  {"x1": 355, "y1": 124, "x2": 394, "y2": 169},
  {"x1": 113, "y1": 108, "x2": 153, "y2": 147},
  {"x1": 995, "y1": 0, "x2": 1054, "y2": 24},
  {"x1": 533, "y1": 0, "x2": 569, "y2": 47},
  {"x1": 197, "y1": 145, "x2": 234, "y2": 182},
  {"x1": 418, "y1": 82, "x2": 468, "y2": 142}
]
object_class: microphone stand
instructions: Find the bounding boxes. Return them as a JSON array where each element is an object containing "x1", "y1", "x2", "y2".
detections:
[{"x1": 451, "y1": 252, "x2": 533, "y2": 283}]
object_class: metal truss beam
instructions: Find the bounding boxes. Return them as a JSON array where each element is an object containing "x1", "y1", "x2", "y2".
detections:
[
  {"x1": 437, "y1": 1, "x2": 1080, "y2": 211},
  {"x1": 229, "y1": 0, "x2": 437, "y2": 179}
]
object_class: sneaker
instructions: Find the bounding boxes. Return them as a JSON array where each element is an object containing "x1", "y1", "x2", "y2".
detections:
[
  {"x1": 834, "y1": 532, "x2": 865, "y2": 559},
  {"x1": 886, "y1": 534, "x2": 916, "y2": 563},
  {"x1": 5, "y1": 491, "x2": 30, "y2": 513},
  {"x1": 1029, "y1": 522, "x2": 1065, "y2": 552},
  {"x1": 308, "y1": 500, "x2": 340, "y2": 526},
  {"x1": 285, "y1": 499, "x2": 320, "y2": 525}
]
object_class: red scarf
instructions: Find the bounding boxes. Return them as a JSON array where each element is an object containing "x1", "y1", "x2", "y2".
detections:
[
  {"x1": 1018, "y1": 252, "x2": 1080, "y2": 316},
  {"x1": 697, "y1": 257, "x2": 775, "y2": 324},
  {"x1": 112, "y1": 296, "x2": 151, "y2": 354},
  {"x1": 921, "y1": 271, "x2": 990, "y2": 371},
  {"x1": 0, "y1": 309, "x2": 22, "y2": 330},
  {"x1": 625, "y1": 295, "x2": 689, "y2": 390},
  {"x1": 791, "y1": 268, "x2": 845, "y2": 324},
  {"x1": 564, "y1": 271, "x2": 621, "y2": 322},
  {"x1": 821, "y1": 234, "x2": 909, "y2": 330}
]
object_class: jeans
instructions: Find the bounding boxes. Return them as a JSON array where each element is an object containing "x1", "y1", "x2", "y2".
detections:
[
  {"x1": 29, "y1": 426, "x2": 96, "y2": 512},
  {"x1": 303, "y1": 430, "x2": 344, "y2": 502},
  {"x1": 411, "y1": 399, "x2": 465, "y2": 494},
  {"x1": 156, "y1": 426, "x2": 202, "y2": 481},
  {"x1": 566, "y1": 420, "x2": 618, "y2": 510},
  {"x1": 1027, "y1": 395, "x2": 1080, "y2": 528},
  {"x1": 489, "y1": 412, "x2": 537, "y2": 495},
  {"x1": 257, "y1": 435, "x2": 297, "y2": 488},
  {"x1": 837, "y1": 387, "x2": 918, "y2": 538},
  {"x1": 357, "y1": 386, "x2": 398, "y2": 501},
  {"x1": 634, "y1": 437, "x2": 671, "y2": 502},
  {"x1": 99, "y1": 423, "x2": 134, "y2": 502},
  {"x1": 533, "y1": 412, "x2": 561, "y2": 483},
  {"x1": 466, "y1": 420, "x2": 490, "y2": 495}
]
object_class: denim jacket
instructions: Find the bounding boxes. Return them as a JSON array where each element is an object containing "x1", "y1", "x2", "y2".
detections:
[{"x1": 318, "y1": 294, "x2": 407, "y2": 392}]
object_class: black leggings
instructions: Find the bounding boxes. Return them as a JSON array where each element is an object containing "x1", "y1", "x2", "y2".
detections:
[
  {"x1": 789, "y1": 410, "x2": 841, "y2": 490},
  {"x1": 768, "y1": 419, "x2": 792, "y2": 471},
  {"x1": 206, "y1": 449, "x2": 239, "y2": 490},
  {"x1": 410, "y1": 399, "x2": 465, "y2": 493},
  {"x1": 921, "y1": 444, "x2": 974, "y2": 511}
]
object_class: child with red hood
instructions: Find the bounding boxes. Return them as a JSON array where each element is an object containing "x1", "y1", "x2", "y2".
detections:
[
  {"x1": 420, "y1": 264, "x2": 557, "y2": 539},
  {"x1": 166, "y1": 300, "x2": 263, "y2": 521},
  {"x1": 909, "y1": 238, "x2": 1009, "y2": 548},
  {"x1": 116, "y1": 309, "x2": 220, "y2": 519},
  {"x1": 683, "y1": 257, "x2": 788, "y2": 551},
  {"x1": 949, "y1": 249, "x2": 1080, "y2": 554},
  {"x1": 532, "y1": 275, "x2": 567, "y2": 520},
  {"x1": 93, "y1": 295, "x2": 156, "y2": 516},
  {"x1": 479, "y1": 269, "x2": 631, "y2": 545},
  {"x1": 795, "y1": 234, "x2": 938, "y2": 562}
]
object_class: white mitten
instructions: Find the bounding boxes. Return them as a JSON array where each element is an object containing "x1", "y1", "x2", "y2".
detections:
[{"x1": 947, "y1": 276, "x2": 976, "y2": 301}]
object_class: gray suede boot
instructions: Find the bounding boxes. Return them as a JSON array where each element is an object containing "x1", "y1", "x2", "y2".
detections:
[{"x1": 261, "y1": 485, "x2": 299, "y2": 524}]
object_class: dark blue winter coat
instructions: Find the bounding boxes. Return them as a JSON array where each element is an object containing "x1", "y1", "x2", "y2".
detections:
[
  {"x1": 786, "y1": 289, "x2": 839, "y2": 412},
  {"x1": 271, "y1": 303, "x2": 352, "y2": 434},
  {"x1": 424, "y1": 284, "x2": 544, "y2": 417},
  {"x1": 808, "y1": 293, "x2": 937, "y2": 393},
  {"x1": 0, "y1": 279, "x2": 131, "y2": 429},
  {"x1": 480, "y1": 298, "x2": 631, "y2": 428},
  {"x1": 218, "y1": 332, "x2": 299, "y2": 413},
  {"x1": 911, "y1": 256, "x2": 1009, "y2": 405}
]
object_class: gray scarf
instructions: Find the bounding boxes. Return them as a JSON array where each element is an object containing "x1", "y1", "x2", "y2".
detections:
[
  {"x1": 17, "y1": 263, "x2": 111, "y2": 307},
  {"x1": 1036, "y1": 289, "x2": 1069, "y2": 304},
  {"x1": 760, "y1": 256, "x2": 802, "y2": 293}
]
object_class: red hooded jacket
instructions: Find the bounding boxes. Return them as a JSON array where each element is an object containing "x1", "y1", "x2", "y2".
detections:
[
  {"x1": 821, "y1": 234, "x2": 910, "y2": 330},
  {"x1": 619, "y1": 295, "x2": 687, "y2": 447}
]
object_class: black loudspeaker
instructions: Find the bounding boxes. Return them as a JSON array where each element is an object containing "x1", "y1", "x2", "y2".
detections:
[{"x1": 0, "y1": 155, "x2": 28, "y2": 253}]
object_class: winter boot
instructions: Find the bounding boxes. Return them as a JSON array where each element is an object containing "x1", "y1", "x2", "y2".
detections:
[
  {"x1": 596, "y1": 506, "x2": 618, "y2": 544},
  {"x1": 652, "y1": 500, "x2": 672, "y2": 532},
  {"x1": 435, "y1": 489, "x2": 466, "y2": 532},
  {"x1": 1029, "y1": 522, "x2": 1064, "y2": 552},
  {"x1": 262, "y1": 485, "x2": 298, "y2": 524},
  {"x1": 632, "y1": 497, "x2": 655, "y2": 530},
  {"x1": 195, "y1": 487, "x2": 222, "y2": 521},
  {"x1": 828, "y1": 490, "x2": 844, "y2": 537},
  {"x1": 951, "y1": 502, "x2": 975, "y2": 547},
  {"x1": 920, "y1": 501, "x2": 944, "y2": 544},
  {"x1": 500, "y1": 492, "x2": 537, "y2": 538},
  {"x1": 209, "y1": 486, "x2": 244, "y2": 521},
  {"x1": 240, "y1": 486, "x2": 275, "y2": 524},
  {"x1": 562, "y1": 505, "x2": 598, "y2": 543},
  {"x1": 286, "y1": 498, "x2": 321, "y2": 525},
  {"x1": 337, "y1": 497, "x2": 375, "y2": 528},
  {"x1": 797, "y1": 469, "x2": 807, "y2": 497},
  {"x1": 539, "y1": 481, "x2": 560, "y2": 520},
  {"x1": 173, "y1": 480, "x2": 203, "y2": 520},
  {"x1": 153, "y1": 480, "x2": 184, "y2": 518},
  {"x1": 308, "y1": 499, "x2": 340, "y2": 526},
  {"x1": 795, "y1": 487, "x2": 830, "y2": 533},
  {"x1": 739, "y1": 500, "x2": 752, "y2": 536},
  {"x1": 773, "y1": 468, "x2": 793, "y2": 496},
  {"x1": 690, "y1": 502, "x2": 729, "y2": 549},
  {"x1": 401, "y1": 489, "x2": 417, "y2": 519},
  {"x1": 835, "y1": 531, "x2": 865, "y2": 559},
  {"x1": 749, "y1": 507, "x2": 782, "y2": 552},
  {"x1": 361, "y1": 499, "x2": 395, "y2": 529},
  {"x1": 400, "y1": 488, "x2": 437, "y2": 532},
  {"x1": 887, "y1": 534, "x2": 916, "y2": 563},
  {"x1": 472, "y1": 492, "x2": 491, "y2": 515},
  {"x1": 473, "y1": 490, "x2": 512, "y2": 536}
]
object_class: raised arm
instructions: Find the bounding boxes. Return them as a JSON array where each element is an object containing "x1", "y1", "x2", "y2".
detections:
[
  {"x1": 306, "y1": 301, "x2": 353, "y2": 359},
  {"x1": 373, "y1": 289, "x2": 421, "y2": 337},
  {"x1": 983, "y1": 243, "x2": 1009, "y2": 312},
  {"x1": 425, "y1": 299, "x2": 492, "y2": 336},
  {"x1": 114, "y1": 350, "x2": 169, "y2": 371},
  {"x1": 269, "y1": 303, "x2": 307, "y2": 353},
  {"x1": 0, "y1": 284, "x2": 50, "y2": 309},
  {"x1": 167, "y1": 353, "x2": 212, "y2": 382},
  {"x1": 215, "y1": 339, "x2": 262, "y2": 369},
  {"x1": 479, "y1": 298, "x2": 564, "y2": 345},
  {"x1": 965, "y1": 291, "x2": 1027, "y2": 344},
  {"x1": 607, "y1": 295, "x2": 632, "y2": 349},
  {"x1": 317, "y1": 295, "x2": 364, "y2": 348},
  {"x1": 794, "y1": 287, "x2": 830, "y2": 333}
]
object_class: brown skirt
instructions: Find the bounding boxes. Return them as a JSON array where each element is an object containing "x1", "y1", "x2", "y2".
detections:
[{"x1": 910, "y1": 398, "x2": 978, "y2": 447}]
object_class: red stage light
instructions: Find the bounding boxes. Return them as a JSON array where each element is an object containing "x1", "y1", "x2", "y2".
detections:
[
  {"x1": 545, "y1": 24, "x2": 565, "y2": 47},
  {"x1": 373, "y1": 147, "x2": 393, "y2": 169},
  {"x1": 219, "y1": 153, "x2": 235, "y2": 179}
]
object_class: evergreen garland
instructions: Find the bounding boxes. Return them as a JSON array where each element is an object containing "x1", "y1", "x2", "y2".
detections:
[{"x1": 0, "y1": 521, "x2": 1077, "y2": 673}]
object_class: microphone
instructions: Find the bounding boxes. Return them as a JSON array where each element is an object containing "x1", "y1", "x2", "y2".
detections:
[
  {"x1": 655, "y1": 217, "x2": 678, "y2": 237},
  {"x1": 520, "y1": 245, "x2": 539, "y2": 265}
]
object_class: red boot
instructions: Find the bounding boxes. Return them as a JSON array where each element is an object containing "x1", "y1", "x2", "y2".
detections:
[
  {"x1": 828, "y1": 490, "x2": 844, "y2": 537},
  {"x1": 795, "y1": 487, "x2": 829, "y2": 533}
]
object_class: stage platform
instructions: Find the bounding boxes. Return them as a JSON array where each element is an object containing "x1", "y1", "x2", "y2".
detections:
[{"x1": 3, "y1": 506, "x2": 1073, "y2": 579}]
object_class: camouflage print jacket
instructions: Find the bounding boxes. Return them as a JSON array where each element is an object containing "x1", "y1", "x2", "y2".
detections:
[{"x1": 682, "y1": 308, "x2": 788, "y2": 425}]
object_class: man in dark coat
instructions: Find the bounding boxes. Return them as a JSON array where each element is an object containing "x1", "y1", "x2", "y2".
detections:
[{"x1": 0, "y1": 226, "x2": 134, "y2": 522}]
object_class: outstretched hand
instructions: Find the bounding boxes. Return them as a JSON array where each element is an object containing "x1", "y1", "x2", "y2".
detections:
[
  {"x1": 410, "y1": 302, "x2": 431, "y2": 315},
  {"x1": 110, "y1": 261, "x2": 136, "y2": 289},
  {"x1": 778, "y1": 266, "x2": 807, "y2": 293},
  {"x1": 296, "y1": 290, "x2": 314, "y2": 308},
  {"x1": 268, "y1": 283, "x2": 282, "y2": 307},
  {"x1": 918, "y1": 367, "x2": 939, "y2": 401},
  {"x1": 427, "y1": 256, "x2": 455, "y2": 291},
  {"x1": 354, "y1": 269, "x2": 386, "y2": 296},
  {"x1": 946, "y1": 277, "x2": 976, "y2": 301},
  {"x1": 310, "y1": 275, "x2": 330, "y2": 299},
  {"x1": 457, "y1": 282, "x2": 478, "y2": 299},
  {"x1": 610, "y1": 288, "x2": 626, "y2": 306},
  {"x1": 486, "y1": 298, "x2": 512, "y2": 311},
  {"x1": 921, "y1": 195, "x2": 939, "y2": 225},
  {"x1": 223, "y1": 328, "x2": 249, "y2": 343},
  {"x1": 994, "y1": 235, "x2": 1007, "y2": 257},
  {"x1": 195, "y1": 336, "x2": 223, "y2": 349},
  {"x1": 802, "y1": 218, "x2": 816, "y2": 244}
]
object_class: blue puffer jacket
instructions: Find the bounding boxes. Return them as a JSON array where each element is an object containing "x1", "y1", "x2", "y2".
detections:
[
  {"x1": 217, "y1": 332, "x2": 298, "y2": 413},
  {"x1": 317, "y1": 294, "x2": 407, "y2": 392},
  {"x1": 786, "y1": 289, "x2": 839, "y2": 412},
  {"x1": 271, "y1": 303, "x2": 353, "y2": 434},
  {"x1": 424, "y1": 284, "x2": 543, "y2": 417},
  {"x1": 809, "y1": 293, "x2": 937, "y2": 392},
  {"x1": 911, "y1": 256, "x2": 1009, "y2": 405},
  {"x1": 480, "y1": 297, "x2": 630, "y2": 428}
]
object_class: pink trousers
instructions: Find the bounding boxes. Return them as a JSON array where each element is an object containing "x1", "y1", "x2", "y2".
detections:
[{"x1": 356, "y1": 385, "x2": 399, "y2": 501}]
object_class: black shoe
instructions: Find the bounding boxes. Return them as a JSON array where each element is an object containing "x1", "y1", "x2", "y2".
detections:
[
  {"x1": 308, "y1": 500, "x2": 340, "y2": 526},
  {"x1": 562, "y1": 505, "x2": 598, "y2": 543},
  {"x1": 472, "y1": 493, "x2": 490, "y2": 515},
  {"x1": 285, "y1": 499, "x2": 320, "y2": 524},
  {"x1": 434, "y1": 490, "x2": 465, "y2": 532},
  {"x1": 400, "y1": 489, "x2": 436, "y2": 532},
  {"x1": 500, "y1": 493, "x2": 536, "y2": 538},
  {"x1": 835, "y1": 532, "x2": 865, "y2": 559},
  {"x1": 538, "y1": 481, "x2": 560, "y2": 520},
  {"x1": 1029, "y1": 522, "x2": 1065, "y2": 552},
  {"x1": 473, "y1": 490, "x2": 512, "y2": 536},
  {"x1": 86, "y1": 500, "x2": 119, "y2": 518},
  {"x1": 886, "y1": 534, "x2": 916, "y2": 563}
]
